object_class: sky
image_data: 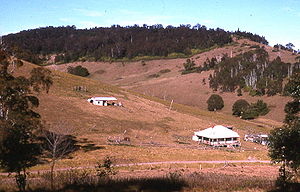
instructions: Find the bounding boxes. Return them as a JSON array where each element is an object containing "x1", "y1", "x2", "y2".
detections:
[{"x1": 0, "y1": 0, "x2": 299, "y2": 50}]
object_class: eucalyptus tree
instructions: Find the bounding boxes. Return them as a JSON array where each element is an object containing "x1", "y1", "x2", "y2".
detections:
[
  {"x1": 0, "y1": 48, "x2": 52, "y2": 191},
  {"x1": 268, "y1": 72, "x2": 300, "y2": 188}
]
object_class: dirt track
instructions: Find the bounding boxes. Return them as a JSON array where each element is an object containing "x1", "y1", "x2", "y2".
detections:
[
  {"x1": 115, "y1": 159, "x2": 271, "y2": 167},
  {"x1": 0, "y1": 159, "x2": 271, "y2": 176}
]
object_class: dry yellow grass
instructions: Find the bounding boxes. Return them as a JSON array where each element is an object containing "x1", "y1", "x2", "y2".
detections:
[
  {"x1": 48, "y1": 38, "x2": 296, "y2": 124},
  {"x1": 12, "y1": 60, "x2": 273, "y2": 174}
]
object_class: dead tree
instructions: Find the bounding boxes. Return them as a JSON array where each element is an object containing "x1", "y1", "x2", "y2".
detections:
[{"x1": 41, "y1": 122, "x2": 75, "y2": 190}]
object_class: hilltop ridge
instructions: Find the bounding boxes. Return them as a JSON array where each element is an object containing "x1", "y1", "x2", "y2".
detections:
[{"x1": 3, "y1": 25, "x2": 269, "y2": 64}]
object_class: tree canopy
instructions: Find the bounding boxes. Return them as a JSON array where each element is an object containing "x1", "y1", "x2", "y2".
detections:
[
  {"x1": 0, "y1": 48, "x2": 53, "y2": 191},
  {"x1": 209, "y1": 48, "x2": 300, "y2": 96},
  {"x1": 3, "y1": 25, "x2": 268, "y2": 64},
  {"x1": 207, "y1": 94, "x2": 224, "y2": 111},
  {"x1": 67, "y1": 65, "x2": 90, "y2": 77},
  {"x1": 232, "y1": 99, "x2": 250, "y2": 116},
  {"x1": 268, "y1": 71, "x2": 300, "y2": 187}
]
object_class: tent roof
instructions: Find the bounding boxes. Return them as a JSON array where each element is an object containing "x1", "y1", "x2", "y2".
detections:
[
  {"x1": 194, "y1": 125, "x2": 240, "y2": 139},
  {"x1": 90, "y1": 97, "x2": 117, "y2": 101}
]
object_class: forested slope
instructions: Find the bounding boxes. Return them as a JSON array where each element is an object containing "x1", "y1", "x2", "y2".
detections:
[{"x1": 3, "y1": 25, "x2": 268, "y2": 64}]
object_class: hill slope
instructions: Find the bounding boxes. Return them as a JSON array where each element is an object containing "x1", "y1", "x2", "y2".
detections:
[
  {"x1": 49, "y1": 38, "x2": 297, "y2": 125},
  {"x1": 12, "y1": 60, "x2": 274, "y2": 170}
]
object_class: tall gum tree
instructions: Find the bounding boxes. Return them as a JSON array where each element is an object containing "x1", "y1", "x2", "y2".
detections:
[
  {"x1": 268, "y1": 71, "x2": 300, "y2": 188},
  {"x1": 0, "y1": 48, "x2": 53, "y2": 191}
]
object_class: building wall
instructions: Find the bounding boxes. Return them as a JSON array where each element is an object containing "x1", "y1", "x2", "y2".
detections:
[{"x1": 194, "y1": 135, "x2": 240, "y2": 147}]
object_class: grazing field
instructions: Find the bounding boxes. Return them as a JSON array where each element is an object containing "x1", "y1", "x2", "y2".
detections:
[
  {"x1": 49, "y1": 38, "x2": 296, "y2": 124},
  {"x1": 12, "y1": 61, "x2": 272, "y2": 166},
  {"x1": 1, "y1": 165, "x2": 280, "y2": 191},
  {"x1": 1, "y1": 45, "x2": 291, "y2": 191}
]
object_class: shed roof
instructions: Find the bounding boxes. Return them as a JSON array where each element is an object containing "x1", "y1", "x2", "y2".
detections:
[
  {"x1": 91, "y1": 97, "x2": 117, "y2": 101},
  {"x1": 194, "y1": 125, "x2": 240, "y2": 139}
]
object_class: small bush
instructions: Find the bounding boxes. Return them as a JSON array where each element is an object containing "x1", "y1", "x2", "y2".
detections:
[
  {"x1": 148, "y1": 73, "x2": 160, "y2": 78},
  {"x1": 94, "y1": 69, "x2": 106, "y2": 74},
  {"x1": 67, "y1": 65, "x2": 90, "y2": 77},
  {"x1": 241, "y1": 100, "x2": 269, "y2": 119},
  {"x1": 181, "y1": 69, "x2": 197, "y2": 75},
  {"x1": 253, "y1": 100, "x2": 270, "y2": 116},
  {"x1": 207, "y1": 94, "x2": 224, "y2": 111},
  {"x1": 96, "y1": 156, "x2": 117, "y2": 180},
  {"x1": 183, "y1": 58, "x2": 196, "y2": 71},
  {"x1": 249, "y1": 89, "x2": 259, "y2": 96},
  {"x1": 243, "y1": 86, "x2": 252, "y2": 92},
  {"x1": 241, "y1": 108, "x2": 259, "y2": 119},
  {"x1": 232, "y1": 99, "x2": 250, "y2": 116},
  {"x1": 237, "y1": 88, "x2": 242, "y2": 96},
  {"x1": 250, "y1": 45, "x2": 260, "y2": 49},
  {"x1": 159, "y1": 69, "x2": 171, "y2": 74}
]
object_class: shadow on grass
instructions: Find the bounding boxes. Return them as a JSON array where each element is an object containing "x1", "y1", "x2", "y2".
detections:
[
  {"x1": 80, "y1": 143, "x2": 104, "y2": 152},
  {"x1": 76, "y1": 137, "x2": 105, "y2": 152},
  {"x1": 33, "y1": 177, "x2": 187, "y2": 192},
  {"x1": 268, "y1": 183, "x2": 300, "y2": 192},
  {"x1": 38, "y1": 135, "x2": 104, "y2": 164}
]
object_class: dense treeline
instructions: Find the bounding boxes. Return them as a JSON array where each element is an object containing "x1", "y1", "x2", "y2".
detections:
[
  {"x1": 3, "y1": 24, "x2": 267, "y2": 64},
  {"x1": 208, "y1": 48, "x2": 300, "y2": 96},
  {"x1": 234, "y1": 29, "x2": 268, "y2": 45}
]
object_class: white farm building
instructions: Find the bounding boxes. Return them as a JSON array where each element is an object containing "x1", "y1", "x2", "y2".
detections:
[
  {"x1": 87, "y1": 97, "x2": 117, "y2": 106},
  {"x1": 192, "y1": 125, "x2": 241, "y2": 147}
]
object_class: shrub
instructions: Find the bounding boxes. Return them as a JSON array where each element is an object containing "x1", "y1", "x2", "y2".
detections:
[
  {"x1": 159, "y1": 69, "x2": 171, "y2": 74},
  {"x1": 237, "y1": 88, "x2": 242, "y2": 96},
  {"x1": 148, "y1": 73, "x2": 160, "y2": 78},
  {"x1": 253, "y1": 100, "x2": 269, "y2": 115},
  {"x1": 207, "y1": 94, "x2": 224, "y2": 111},
  {"x1": 183, "y1": 58, "x2": 196, "y2": 71},
  {"x1": 241, "y1": 108, "x2": 259, "y2": 119},
  {"x1": 232, "y1": 99, "x2": 250, "y2": 116},
  {"x1": 250, "y1": 45, "x2": 260, "y2": 49},
  {"x1": 96, "y1": 156, "x2": 117, "y2": 180},
  {"x1": 283, "y1": 73, "x2": 300, "y2": 97},
  {"x1": 67, "y1": 65, "x2": 90, "y2": 77},
  {"x1": 241, "y1": 100, "x2": 269, "y2": 119}
]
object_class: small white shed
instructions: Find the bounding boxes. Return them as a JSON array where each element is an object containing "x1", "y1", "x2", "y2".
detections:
[
  {"x1": 87, "y1": 97, "x2": 117, "y2": 106},
  {"x1": 192, "y1": 125, "x2": 241, "y2": 147}
]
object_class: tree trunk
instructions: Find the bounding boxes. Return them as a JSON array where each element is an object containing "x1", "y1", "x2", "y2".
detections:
[
  {"x1": 50, "y1": 159, "x2": 56, "y2": 190},
  {"x1": 15, "y1": 170, "x2": 27, "y2": 192}
]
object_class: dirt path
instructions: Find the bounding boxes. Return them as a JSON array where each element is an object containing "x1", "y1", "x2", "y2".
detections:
[
  {"x1": 0, "y1": 160, "x2": 271, "y2": 176},
  {"x1": 115, "y1": 159, "x2": 271, "y2": 167}
]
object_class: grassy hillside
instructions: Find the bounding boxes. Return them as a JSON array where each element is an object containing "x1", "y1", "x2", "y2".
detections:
[
  {"x1": 49, "y1": 38, "x2": 297, "y2": 125},
  {"x1": 9, "y1": 60, "x2": 275, "y2": 172},
  {"x1": 0, "y1": 58, "x2": 287, "y2": 192}
]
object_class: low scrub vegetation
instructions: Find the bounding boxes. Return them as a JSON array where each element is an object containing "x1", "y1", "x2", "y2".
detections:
[
  {"x1": 232, "y1": 99, "x2": 269, "y2": 119},
  {"x1": 232, "y1": 99, "x2": 250, "y2": 116},
  {"x1": 67, "y1": 65, "x2": 90, "y2": 77},
  {"x1": 148, "y1": 69, "x2": 172, "y2": 78},
  {"x1": 0, "y1": 168, "x2": 280, "y2": 192},
  {"x1": 207, "y1": 94, "x2": 224, "y2": 111},
  {"x1": 148, "y1": 73, "x2": 160, "y2": 78},
  {"x1": 181, "y1": 58, "x2": 201, "y2": 75},
  {"x1": 159, "y1": 69, "x2": 171, "y2": 74}
]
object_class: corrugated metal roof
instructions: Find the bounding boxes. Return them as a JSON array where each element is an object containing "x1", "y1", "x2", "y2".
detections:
[
  {"x1": 90, "y1": 97, "x2": 117, "y2": 101},
  {"x1": 194, "y1": 125, "x2": 239, "y2": 139}
]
